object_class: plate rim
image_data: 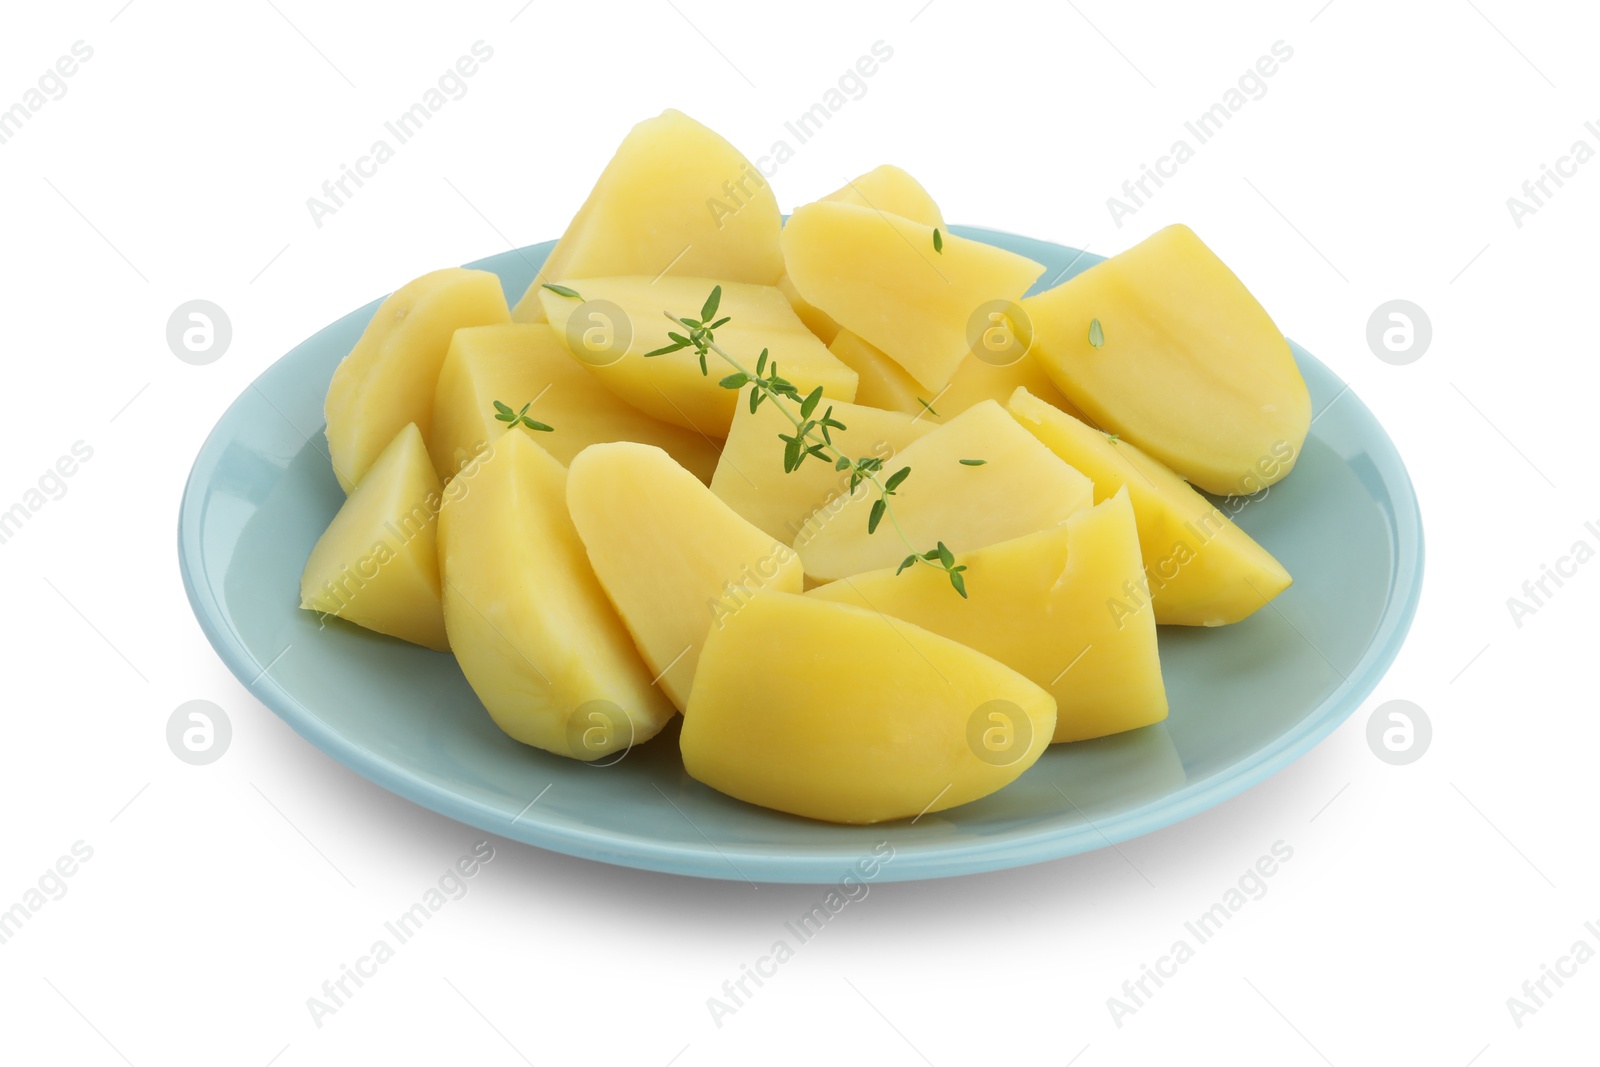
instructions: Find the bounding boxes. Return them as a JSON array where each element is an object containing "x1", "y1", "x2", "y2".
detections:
[{"x1": 178, "y1": 229, "x2": 1425, "y2": 883}]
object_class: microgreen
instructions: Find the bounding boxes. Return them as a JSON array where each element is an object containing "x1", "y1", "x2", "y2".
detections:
[
  {"x1": 542, "y1": 283, "x2": 583, "y2": 299},
  {"x1": 958, "y1": 459, "x2": 986, "y2": 466},
  {"x1": 493, "y1": 399, "x2": 554, "y2": 433},
  {"x1": 1088, "y1": 318, "x2": 1105, "y2": 348},
  {"x1": 932, "y1": 228, "x2": 944, "y2": 254},
  {"x1": 656, "y1": 287, "x2": 972, "y2": 597}
]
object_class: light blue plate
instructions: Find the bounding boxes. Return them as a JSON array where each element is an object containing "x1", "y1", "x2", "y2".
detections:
[{"x1": 178, "y1": 228, "x2": 1424, "y2": 883}]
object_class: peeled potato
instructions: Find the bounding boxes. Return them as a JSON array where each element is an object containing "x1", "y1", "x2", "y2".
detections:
[
  {"x1": 793, "y1": 400, "x2": 1094, "y2": 581},
  {"x1": 300, "y1": 423, "x2": 448, "y2": 650},
  {"x1": 810, "y1": 489, "x2": 1168, "y2": 743},
  {"x1": 781, "y1": 201, "x2": 1045, "y2": 393},
  {"x1": 325, "y1": 268, "x2": 510, "y2": 492},
  {"x1": 438, "y1": 431, "x2": 675, "y2": 759},
  {"x1": 681, "y1": 592, "x2": 1056, "y2": 824},
  {"x1": 1010, "y1": 386, "x2": 1292, "y2": 625},
  {"x1": 429, "y1": 323, "x2": 721, "y2": 483},
  {"x1": 511, "y1": 109, "x2": 783, "y2": 322},
  {"x1": 567, "y1": 442, "x2": 803, "y2": 710},
  {"x1": 1024, "y1": 224, "x2": 1310, "y2": 495}
]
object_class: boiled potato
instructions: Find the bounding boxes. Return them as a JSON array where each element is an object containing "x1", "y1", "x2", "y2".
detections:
[
  {"x1": 324, "y1": 268, "x2": 510, "y2": 492},
  {"x1": 1010, "y1": 386, "x2": 1292, "y2": 625},
  {"x1": 1024, "y1": 224, "x2": 1310, "y2": 495},
  {"x1": 711, "y1": 386, "x2": 932, "y2": 544},
  {"x1": 439, "y1": 431, "x2": 674, "y2": 759},
  {"x1": 775, "y1": 164, "x2": 947, "y2": 342},
  {"x1": 810, "y1": 489, "x2": 1167, "y2": 743},
  {"x1": 681, "y1": 592, "x2": 1056, "y2": 823},
  {"x1": 781, "y1": 201, "x2": 1044, "y2": 393},
  {"x1": 539, "y1": 276, "x2": 856, "y2": 437},
  {"x1": 821, "y1": 164, "x2": 945, "y2": 225},
  {"x1": 793, "y1": 400, "x2": 1093, "y2": 580},
  {"x1": 829, "y1": 326, "x2": 1083, "y2": 424},
  {"x1": 511, "y1": 109, "x2": 783, "y2": 322},
  {"x1": 429, "y1": 323, "x2": 721, "y2": 484},
  {"x1": 567, "y1": 442, "x2": 803, "y2": 710},
  {"x1": 299, "y1": 423, "x2": 448, "y2": 650}
]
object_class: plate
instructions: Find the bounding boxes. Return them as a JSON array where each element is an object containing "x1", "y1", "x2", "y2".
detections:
[{"x1": 178, "y1": 228, "x2": 1424, "y2": 883}]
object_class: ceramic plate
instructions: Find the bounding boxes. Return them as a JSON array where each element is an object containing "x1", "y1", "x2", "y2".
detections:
[{"x1": 178, "y1": 228, "x2": 1423, "y2": 883}]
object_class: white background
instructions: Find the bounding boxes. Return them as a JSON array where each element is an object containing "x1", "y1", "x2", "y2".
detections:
[{"x1": 1, "y1": 1, "x2": 1595, "y2": 1063}]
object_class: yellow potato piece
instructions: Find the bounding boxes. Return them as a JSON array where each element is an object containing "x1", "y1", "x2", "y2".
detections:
[
  {"x1": 1024, "y1": 224, "x2": 1311, "y2": 495},
  {"x1": 1009, "y1": 387, "x2": 1292, "y2": 625},
  {"x1": 774, "y1": 164, "x2": 946, "y2": 342},
  {"x1": 829, "y1": 326, "x2": 1084, "y2": 424},
  {"x1": 821, "y1": 164, "x2": 945, "y2": 226},
  {"x1": 324, "y1": 268, "x2": 510, "y2": 492},
  {"x1": 511, "y1": 109, "x2": 783, "y2": 322},
  {"x1": 781, "y1": 200, "x2": 1045, "y2": 393},
  {"x1": 539, "y1": 276, "x2": 856, "y2": 437},
  {"x1": 681, "y1": 592, "x2": 1056, "y2": 824},
  {"x1": 438, "y1": 431, "x2": 674, "y2": 760},
  {"x1": 810, "y1": 489, "x2": 1168, "y2": 743},
  {"x1": 429, "y1": 323, "x2": 721, "y2": 484},
  {"x1": 711, "y1": 387, "x2": 933, "y2": 545},
  {"x1": 793, "y1": 400, "x2": 1094, "y2": 581},
  {"x1": 300, "y1": 423, "x2": 449, "y2": 651},
  {"x1": 775, "y1": 273, "x2": 839, "y2": 344},
  {"x1": 567, "y1": 442, "x2": 802, "y2": 710}
]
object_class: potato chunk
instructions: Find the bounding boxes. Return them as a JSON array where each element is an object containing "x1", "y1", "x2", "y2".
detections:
[
  {"x1": 567, "y1": 442, "x2": 803, "y2": 710},
  {"x1": 1023, "y1": 224, "x2": 1311, "y2": 495},
  {"x1": 810, "y1": 489, "x2": 1167, "y2": 743},
  {"x1": 429, "y1": 324, "x2": 720, "y2": 484},
  {"x1": 324, "y1": 268, "x2": 510, "y2": 492},
  {"x1": 438, "y1": 431, "x2": 674, "y2": 759},
  {"x1": 681, "y1": 592, "x2": 1056, "y2": 823},
  {"x1": 781, "y1": 201, "x2": 1045, "y2": 393},
  {"x1": 511, "y1": 109, "x2": 783, "y2": 322},
  {"x1": 793, "y1": 400, "x2": 1093, "y2": 581},
  {"x1": 710, "y1": 388, "x2": 932, "y2": 544},
  {"x1": 1009, "y1": 387, "x2": 1292, "y2": 625},
  {"x1": 300, "y1": 423, "x2": 448, "y2": 651},
  {"x1": 539, "y1": 276, "x2": 856, "y2": 437}
]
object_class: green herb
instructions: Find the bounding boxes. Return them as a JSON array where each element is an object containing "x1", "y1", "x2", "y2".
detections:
[
  {"x1": 1106, "y1": 433, "x2": 1119, "y2": 444},
  {"x1": 958, "y1": 458, "x2": 986, "y2": 466},
  {"x1": 656, "y1": 288, "x2": 970, "y2": 597},
  {"x1": 915, "y1": 397, "x2": 940, "y2": 417},
  {"x1": 932, "y1": 228, "x2": 944, "y2": 254},
  {"x1": 1088, "y1": 318, "x2": 1105, "y2": 348},
  {"x1": 542, "y1": 283, "x2": 583, "y2": 299},
  {"x1": 493, "y1": 399, "x2": 554, "y2": 433}
]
